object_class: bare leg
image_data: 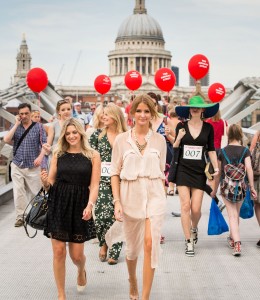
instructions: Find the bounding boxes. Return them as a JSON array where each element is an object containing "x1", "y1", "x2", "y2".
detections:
[
  {"x1": 51, "y1": 239, "x2": 67, "y2": 300},
  {"x1": 255, "y1": 203, "x2": 260, "y2": 226},
  {"x1": 178, "y1": 186, "x2": 192, "y2": 239},
  {"x1": 142, "y1": 218, "x2": 155, "y2": 300},
  {"x1": 68, "y1": 243, "x2": 86, "y2": 287},
  {"x1": 126, "y1": 257, "x2": 139, "y2": 299},
  {"x1": 190, "y1": 188, "x2": 204, "y2": 229},
  {"x1": 223, "y1": 197, "x2": 243, "y2": 242}
]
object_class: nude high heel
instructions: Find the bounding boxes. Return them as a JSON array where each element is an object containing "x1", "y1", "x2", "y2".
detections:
[{"x1": 77, "y1": 269, "x2": 87, "y2": 292}]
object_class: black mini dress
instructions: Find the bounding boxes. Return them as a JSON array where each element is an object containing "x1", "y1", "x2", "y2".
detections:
[
  {"x1": 175, "y1": 121, "x2": 215, "y2": 190},
  {"x1": 44, "y1": 152, "x2": 96, "y2": 243}
]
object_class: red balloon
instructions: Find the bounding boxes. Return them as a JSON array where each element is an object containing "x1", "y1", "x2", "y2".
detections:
[
  {"x1": 94, "y1": 75, "x2": 111, "y2": 95},
  {"x1": 208, "y1": 83, "x2": 226, "y2": 103},
  {"x1": 124, "y1": 70, "x2": 142, "y2": 91},
  {"x1": 154, "y1": 68, "x2": 176, "y2": 92},
  {"x1": 188, "y1": 54, "x2": 210, "y2": 80},
  {"x1": 26, "y1": 67, "x2": 48, "y2": 93}
]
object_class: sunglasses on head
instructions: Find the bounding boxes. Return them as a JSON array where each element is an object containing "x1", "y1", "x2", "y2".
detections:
[{"x1": 58, "y1": 99, "x2": 70, "y2": 105}]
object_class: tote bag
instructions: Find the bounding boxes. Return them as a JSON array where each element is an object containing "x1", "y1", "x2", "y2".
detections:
[
  {"x1": 240, "y1": 187, "x2": 254, "y2": 219},
  {"x1": 208, "y1": 199, "x2": 229, "y2": 235},
  {"x1": 221, "y1": 120, "x2": 228, "y2": 148}
]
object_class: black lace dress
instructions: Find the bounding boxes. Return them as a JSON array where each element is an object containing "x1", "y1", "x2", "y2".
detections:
[{"x1": 44, "y1": 152, "x2": 96, "y2": 243}]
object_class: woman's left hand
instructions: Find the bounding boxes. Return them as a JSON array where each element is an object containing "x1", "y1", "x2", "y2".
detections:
[{"x1": 82, "y1": 205, "x2": 92, "y2": 221}]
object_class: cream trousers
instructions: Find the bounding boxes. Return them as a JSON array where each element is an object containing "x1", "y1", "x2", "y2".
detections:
[{"x1": 11, "y1": 162, "x2": 41, "y2": 220}]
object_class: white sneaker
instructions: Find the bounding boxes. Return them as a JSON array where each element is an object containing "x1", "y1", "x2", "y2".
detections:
[{"x1": 185, "y1": 240, "x2": 195, "y2": 257}]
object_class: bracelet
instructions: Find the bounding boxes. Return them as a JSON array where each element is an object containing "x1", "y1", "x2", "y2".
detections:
[
  {"x1": 214, "y1": 168, "x2": 219, "y2": 172},
  {"x1": 113, "y1": 198, "x2": 120, "y2": 205},
  {"x1": 88, "y1": 201, "x2": 95, "y2": 207}
]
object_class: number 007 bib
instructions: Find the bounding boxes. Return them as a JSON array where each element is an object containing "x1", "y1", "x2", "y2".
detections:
[{"x1": 183, "y1": 145, "x2": 203, "y2": 160}]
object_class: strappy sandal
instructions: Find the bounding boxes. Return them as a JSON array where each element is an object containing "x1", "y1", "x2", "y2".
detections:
[
  {"x1": 99, "y1": 244, "x2": 108, "y2": 262},
  {"x1": 167, "y1": 190, "x2": 174, "y2": 196},
  {"x1": 129, "y1": 277, "x2": 139, "y2": 300},
  {"x1": 108, "y1": 258, "x2": 118, "y2": 265}
]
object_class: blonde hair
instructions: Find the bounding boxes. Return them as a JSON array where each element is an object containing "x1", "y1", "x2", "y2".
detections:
[
  {"x1": 99, "y1": 103, "x2": 128, "y2": 140},
  {"x1": 54, "y1": 118, "x2": 95, "y2": 159},
  {"x1": 31, "y1": 110, "x2": 40, "y2": 117},
  {"x1": 130, "y1": 93, "x2": 159, "y2": 128},
  {"x1": 92, "y1": 104, "x2": 104, "y2": 129}
]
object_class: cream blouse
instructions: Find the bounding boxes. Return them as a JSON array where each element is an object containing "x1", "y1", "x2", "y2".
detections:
[{"x1": 110, "y1": 129, "x2": 166, "y2": 180}]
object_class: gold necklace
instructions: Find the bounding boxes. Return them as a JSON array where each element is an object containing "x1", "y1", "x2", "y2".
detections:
[{"x1": 133, "y1": 128, "x2": 147, "y2": 152}]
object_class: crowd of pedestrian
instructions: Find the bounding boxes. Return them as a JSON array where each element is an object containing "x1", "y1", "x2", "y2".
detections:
[{"x1": 3, "y1": 94, "x2": 259, "y2": 300}]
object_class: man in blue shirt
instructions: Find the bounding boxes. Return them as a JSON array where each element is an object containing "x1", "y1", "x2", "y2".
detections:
[{"x1": 4, "y1": 103, "x2": 47, "y2": 227}]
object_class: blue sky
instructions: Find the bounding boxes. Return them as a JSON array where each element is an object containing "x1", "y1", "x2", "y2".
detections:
[{"x1": 0, "y1": 0, "x2": 259, "y2": 90}]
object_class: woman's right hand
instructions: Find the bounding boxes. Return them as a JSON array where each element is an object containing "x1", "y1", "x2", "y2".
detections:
[
  {"x1": 114, "y1": 201, "x2": 123, "y2": 222},
  {"x1": 176, "y1": 128, "x2": 186, "y2": 141}
]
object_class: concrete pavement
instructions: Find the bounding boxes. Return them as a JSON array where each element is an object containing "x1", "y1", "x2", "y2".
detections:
[{"x1": 0, "y1": 192, "x2": 259, "y2": 300}]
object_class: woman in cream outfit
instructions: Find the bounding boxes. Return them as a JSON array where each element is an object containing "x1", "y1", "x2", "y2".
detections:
[{"x1": 111, "y1": 94, "x2": 167, "y2": 300}]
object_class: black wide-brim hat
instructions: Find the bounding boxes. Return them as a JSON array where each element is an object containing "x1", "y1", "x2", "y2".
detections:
[{"x1": 175, "y1": 96, "x2": 219, "y2": 119}]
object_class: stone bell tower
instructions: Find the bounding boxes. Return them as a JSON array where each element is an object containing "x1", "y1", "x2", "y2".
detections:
[{"x1": 14, "y1": 34, "x2": 32, "y2": 83}]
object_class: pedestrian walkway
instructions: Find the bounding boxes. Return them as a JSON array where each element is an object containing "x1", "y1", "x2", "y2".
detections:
[{"x1": 0, "y1": 193, "x2": 259, "y2": 300}]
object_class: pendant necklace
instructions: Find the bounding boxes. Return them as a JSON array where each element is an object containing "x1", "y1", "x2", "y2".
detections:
[{"x1": 133, "y1": 128, "x2": 148, "y2": 152}]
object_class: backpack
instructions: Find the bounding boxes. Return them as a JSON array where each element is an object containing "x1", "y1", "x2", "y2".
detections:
[
  {"x1": 251, "y1": 142, "x2": 260, "y2": 176},
  {"x1": 220, "y1": 147, "x2": 248, "y2": 202}
]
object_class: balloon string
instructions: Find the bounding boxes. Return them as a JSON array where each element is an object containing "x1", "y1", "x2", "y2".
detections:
[{"x1": 38, "y1": 93, "x2": 41, "y2": 107}]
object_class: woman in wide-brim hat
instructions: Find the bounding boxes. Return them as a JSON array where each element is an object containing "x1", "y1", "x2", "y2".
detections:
[{"x1": 170, "y1": 95, "x2": 219, "y2": 257}]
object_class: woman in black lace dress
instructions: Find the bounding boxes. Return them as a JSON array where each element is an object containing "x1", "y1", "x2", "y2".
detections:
[{"x1": 41, "y1": 118, "x2": 101, "y2": 300}]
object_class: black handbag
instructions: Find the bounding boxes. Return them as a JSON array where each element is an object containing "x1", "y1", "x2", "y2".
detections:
[
  {"x1": 168, "y1": 147, "x2": 181, "y2": 183},
  {"x1": 23, "y1": 188, "x2": 49, "y2": 238}
]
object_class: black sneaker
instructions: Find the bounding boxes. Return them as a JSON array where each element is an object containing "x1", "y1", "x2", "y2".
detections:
[
  {"x1": 256, "y1": 240, "x2": 260, "y2": 248},
  {"x1": 185, "y1": 239, "x2": 195, "y2": 257},
  {"x1": 171, "y1": 212, "x2": 181, "y2": 217}
]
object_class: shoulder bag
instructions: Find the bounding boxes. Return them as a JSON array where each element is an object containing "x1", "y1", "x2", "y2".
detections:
[{"x1": 14, "y1": 122, "x2": 36, "y2": 156}]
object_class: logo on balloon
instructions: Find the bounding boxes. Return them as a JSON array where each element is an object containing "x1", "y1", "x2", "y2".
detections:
[
  {"x1": 94, "y1": 75, "x2": 111, "y2": 95},
  {"x1": 154, "y1": 68, "x2": 176, "y2": 92},
  {"x1": 124, "y1": 70, "x2": 142, "y2": 91},
  {"x1": 188, "y1": 54, "x2": 210, "y2": 80},
  {"x1": 208, "y1": 83, "x2": 226, "y2": 103},
  {"x1": 26, "y1": 67, "x2": 48, "y2": 93}
]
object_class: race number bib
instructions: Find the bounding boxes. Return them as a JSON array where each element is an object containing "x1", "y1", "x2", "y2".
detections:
[
  {"x1": 183, "y1": 145, "x2": 203, "y2": 160},
  {"x1": 101, "y1": 162, "x2": 111, "y2": 177}
]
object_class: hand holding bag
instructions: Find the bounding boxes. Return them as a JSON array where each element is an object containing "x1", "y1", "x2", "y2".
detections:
[
  {"x1": 240, "y1": 187, "x2": 254, "y2": 219},
  {"x1": 23, "y1": 188, "x2": 49, "y2": 238},
  {"x1": 168, "y1": 147, "x2": 181, "y2": 183},
  {"x1": 208, "y1": 199, "x2": 229, "y2": 235}
]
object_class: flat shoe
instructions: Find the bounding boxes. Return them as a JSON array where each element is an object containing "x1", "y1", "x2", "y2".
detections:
[
  {"x1": 108, "y1": 258, "x2": 118, "y2": 265},
  {"x1": 77, "y1": 269, "x2": 87, "y2": 292}
]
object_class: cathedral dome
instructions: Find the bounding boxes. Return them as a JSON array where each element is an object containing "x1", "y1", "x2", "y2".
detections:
[{"x1": 116, "y1": 10, "x2": 164, "y2": 42}]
